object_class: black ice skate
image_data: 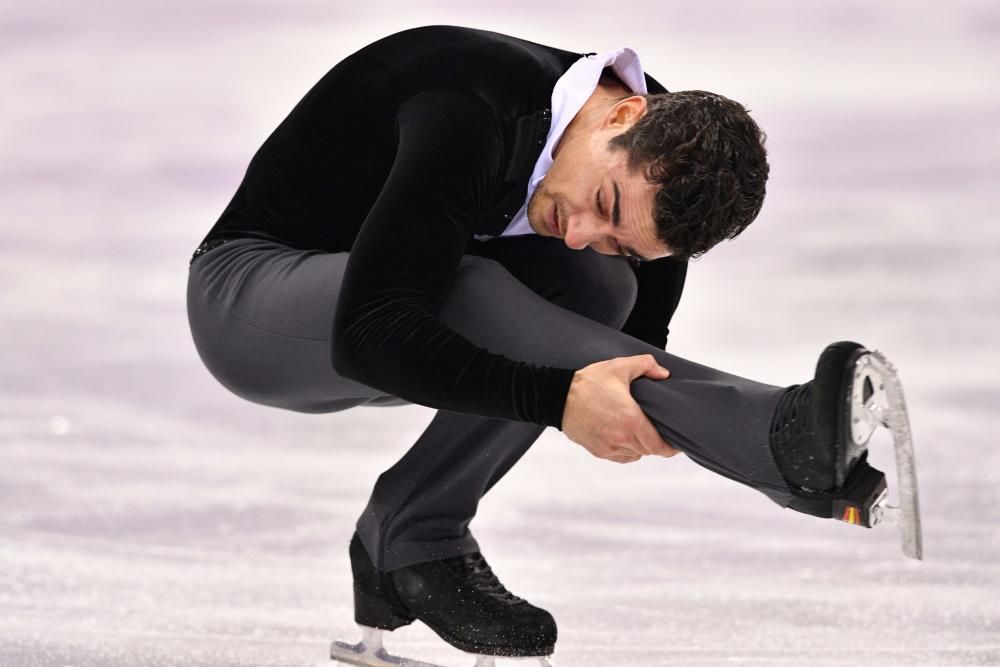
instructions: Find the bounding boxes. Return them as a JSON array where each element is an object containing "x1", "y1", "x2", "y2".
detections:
[
  {"x1": 330, "y1": 533, "x2": 556, "y2": 667},
  {"x1": 769, "y1": 341, "x2": 923, "y2": 560}
]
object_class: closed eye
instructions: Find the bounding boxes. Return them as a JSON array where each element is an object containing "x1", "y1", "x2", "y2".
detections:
[{"x1": 599, "y1": 187, "x2": 637, "y2": 264}]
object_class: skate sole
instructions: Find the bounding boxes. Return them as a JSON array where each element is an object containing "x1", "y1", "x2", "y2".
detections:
[{"x1": 331, "y1": 625, "x2": 445, "y2": 666}]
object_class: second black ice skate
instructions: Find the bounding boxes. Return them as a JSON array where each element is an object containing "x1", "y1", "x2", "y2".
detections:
[
  {"x1": 769, "y1": 341, "x2": 923, "y2": 560},
  {"x1": 330, "y1": 533, "x2": 556, "y2": 667}
]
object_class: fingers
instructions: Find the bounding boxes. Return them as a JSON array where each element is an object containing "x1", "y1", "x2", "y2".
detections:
[
  {"x1": 608, "y1": 409, "x2": 663, "y2": 458},
  {"x1": 634, "y1": 415, "x2": 681, "y2": 458},
  {"x1": 604, "y1": 441, "x2": 673, "y2": 463},
  {"x1": 618, "y1": 362, "x2": 675, "y2": 457},
  {"x1": 601, "y1": 443, "x2": 643, "y2": 464},
  {"x1": 659, "y1": 442, "x2": 681, "y2": 457},
  {"x1": 646, "y1": 429, "x2": 680, "y2": 457}
]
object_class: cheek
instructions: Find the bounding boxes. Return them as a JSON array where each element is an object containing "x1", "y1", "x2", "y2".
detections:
[{"x1": 549, "y1": 151, "x2": 585, "y2": 187}]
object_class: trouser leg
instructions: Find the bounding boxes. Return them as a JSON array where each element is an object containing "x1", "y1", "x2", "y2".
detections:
[
  {"x1": 187, "y1": 236, "x2": 794, "y2": 572},
  {"x1": 358, "y1": 236, "x2": 644, "y2": 571},
  {"x1": 356, "y1": 413, "x2": 546, "y2": 571},
  {"x1": 425, "y1": 240, "x2": 793, "y2": 510},
  {"x1": 186, "y1": 238, "x2": 408, "y2": 412}
]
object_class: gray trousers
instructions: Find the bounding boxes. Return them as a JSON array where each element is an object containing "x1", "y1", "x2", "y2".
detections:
[{"x1": 186, "y1": 235, "x2": 793, "y2": 572}]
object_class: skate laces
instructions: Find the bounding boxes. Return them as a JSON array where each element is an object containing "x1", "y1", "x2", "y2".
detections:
[
  {"x1": 769, "y1": 382, "x2": 813, "y2": 446},
  {"x1": 446, "y1": 553, "x2": 525, "y2": 605}
]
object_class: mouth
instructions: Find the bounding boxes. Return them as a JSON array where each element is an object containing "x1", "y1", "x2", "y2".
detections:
[{"x1": 547, "y1": 202, "x2": 561, "y2": 237}]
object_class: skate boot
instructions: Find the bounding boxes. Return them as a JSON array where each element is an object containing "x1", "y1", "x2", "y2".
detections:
[
  {"x1": 331, "y1": 533, "x2": 556, "y2": 667},
  {"x1": 769, "y1": 341, "x2": 923, "y2": 560}
]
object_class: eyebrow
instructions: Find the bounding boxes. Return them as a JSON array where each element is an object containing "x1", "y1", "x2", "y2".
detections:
[{"x1": 610, "y1": 180, "x2": 652, "y2": 263}]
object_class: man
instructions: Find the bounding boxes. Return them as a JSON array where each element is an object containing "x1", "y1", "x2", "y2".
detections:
[{"x1": 186, "y1": 25, "x2": 919, "y2": 664}]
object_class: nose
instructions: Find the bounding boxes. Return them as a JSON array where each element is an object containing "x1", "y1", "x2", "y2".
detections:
[{"x1": 562, "y1": 211, "x2": 606, "y2": 251}]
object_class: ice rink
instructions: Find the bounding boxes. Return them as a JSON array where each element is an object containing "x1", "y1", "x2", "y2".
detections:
[{"x1": 2, "y1": 1, "x2": 998, "y2": 665}]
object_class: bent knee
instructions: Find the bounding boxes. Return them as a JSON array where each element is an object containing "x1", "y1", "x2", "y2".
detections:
[
  {"x1": 539, "y1": 250, "x2": 638, "y2": 328},
  {"x1": 454, "y1": 250, "x2": 637, "y2": 329}
]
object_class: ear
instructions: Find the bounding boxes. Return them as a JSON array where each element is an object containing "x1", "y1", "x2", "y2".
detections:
[{"x1": 603, "y1": 95, "x2": 648, "y2": 130}]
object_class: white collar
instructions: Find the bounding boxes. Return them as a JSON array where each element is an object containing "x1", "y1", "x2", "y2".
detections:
[{"x1": 494, "y1": 47, "x2": 648, "y2": 238}]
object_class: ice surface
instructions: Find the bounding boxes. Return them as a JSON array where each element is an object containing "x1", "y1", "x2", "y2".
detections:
[{"x1": 2, "y1": 1, "x2": 999, "y2": 665}]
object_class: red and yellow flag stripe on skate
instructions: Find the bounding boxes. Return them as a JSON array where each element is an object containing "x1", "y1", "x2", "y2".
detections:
[{"x1": 841, "y1": 505, "x2": 862, "y2": 525}]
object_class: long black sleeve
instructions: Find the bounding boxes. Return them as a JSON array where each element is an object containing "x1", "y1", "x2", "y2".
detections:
[
  {"x1": 621, "y1": 257, "x2": 688, "y2": 349},
  {"x1": 331, "y1": 91, "x2": 576, "y2": 427}
]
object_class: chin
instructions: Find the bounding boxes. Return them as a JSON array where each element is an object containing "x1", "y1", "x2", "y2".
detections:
[
  {"x1": 527, "y1": 188, "x2": 547, "y2": 220},
  {"x1": 526, "y1": 202, "x2": 544, "y2": 235}
]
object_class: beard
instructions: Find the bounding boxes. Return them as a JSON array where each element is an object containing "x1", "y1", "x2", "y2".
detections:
[
  {"x1": 526, "y1": 181, "x2": 566, "y2": 237},
  {"x1": 526, "y1": 183, "x2": 547, "y2": 235}
]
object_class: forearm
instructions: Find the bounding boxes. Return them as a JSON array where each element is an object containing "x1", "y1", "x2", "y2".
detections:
[{"x1": 331, "y1": 302, "x2": 575, "y2": 427}]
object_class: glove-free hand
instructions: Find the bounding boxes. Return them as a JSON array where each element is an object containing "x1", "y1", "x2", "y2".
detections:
[{"x1": 561, "y1": 354, "x2": 680, "y2": 464}]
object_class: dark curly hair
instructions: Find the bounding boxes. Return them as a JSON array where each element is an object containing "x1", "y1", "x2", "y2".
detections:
[{"x1": 607, "y1": 90, "x2": 769, "y2": 260}]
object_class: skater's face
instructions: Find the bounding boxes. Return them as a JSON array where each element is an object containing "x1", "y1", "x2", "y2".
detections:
[{"x1": 526, "y1": 95, "x2": 672, "y2": 262}]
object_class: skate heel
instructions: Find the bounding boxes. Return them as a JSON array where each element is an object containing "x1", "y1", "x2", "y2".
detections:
[
  {"x1": 348, "y1": 533, "x2": 415, "y2": 631},
  {"x1": 353, "y1": 584, "x2": 414, "y2": 630},
  {"x1": 830, "y1": 462, "x2": 887, "y2": 528},
  {"x1": 787, "y1": 455, "x2": 886, "y2": 527}
]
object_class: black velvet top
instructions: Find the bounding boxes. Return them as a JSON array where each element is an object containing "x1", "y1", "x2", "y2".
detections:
[{"x1": 194, "y1": 25, "x2": 687, "y2": 429}]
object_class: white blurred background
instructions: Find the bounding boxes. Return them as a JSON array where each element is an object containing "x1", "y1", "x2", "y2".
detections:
[{"x1": 2, "y1": 1, "x2": 998, "y2": 665}]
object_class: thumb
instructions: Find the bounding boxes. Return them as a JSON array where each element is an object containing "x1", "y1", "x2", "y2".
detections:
[{"x1": 634, "y1": 354, "x2": 671, "y2": 380}]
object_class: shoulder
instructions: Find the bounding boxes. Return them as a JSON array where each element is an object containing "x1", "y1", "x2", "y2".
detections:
[
  {"x1": 357, "y1": 26, "x2": 581, "y2": 109},
  {"x1": 391, "y1": 91, "x2": 505, "y2": 207},
  {"x1": 397, "y1": 90, "x2": 501, "y2": 146}
]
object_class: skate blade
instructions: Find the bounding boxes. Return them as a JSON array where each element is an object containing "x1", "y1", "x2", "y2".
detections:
[
  {"x1": 331, "y1": 626, "x2": 555, "y2": 667},
  {"x1": 853, "y1": 351, "x2": 923, "y2": 560},
  {"x1": 331, "y1": 626, "x2": 446, "y2": 667}
]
